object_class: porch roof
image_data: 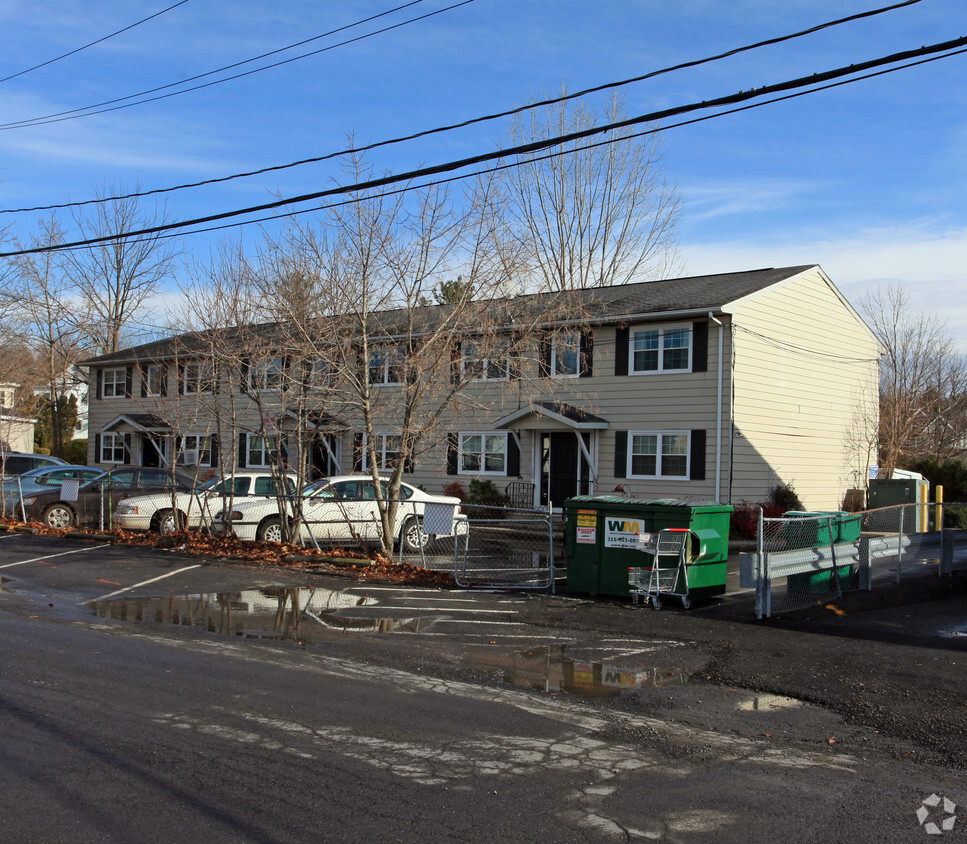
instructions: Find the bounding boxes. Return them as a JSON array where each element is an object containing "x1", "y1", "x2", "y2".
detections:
[
  {"x1": 492, "y1": 401, "x2": 609, "y2": 431},
  {"x1": 102, "y1": 413, "x2": 171, "y2": 433}
]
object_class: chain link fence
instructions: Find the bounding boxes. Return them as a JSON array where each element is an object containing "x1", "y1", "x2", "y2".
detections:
[{"x1": 741, "y1": 502, "x2": 967, "y2": 618}]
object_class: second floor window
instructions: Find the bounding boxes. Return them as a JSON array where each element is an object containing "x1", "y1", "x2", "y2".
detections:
[
  {"x1": 368, "y1": 348, "x2": 404, "y2": 386},
  {"x1": 182, "y1": 361, "x2": 215, "y2": 395},
  {"x1": 551, "y1": 333, "x2": 581, "y2": 377},
  {"x1": 102, "y1": 368, "x2": 128, "y2": 398},
  {"x1": 143, "y1": 364, "x2": 164, "y2": 397},
  {"x1": 631, "y1": 326, "x2": 691, "y2": 373},
  {"x1": 250, "y1": 357, "x2": 285, "y2": 391},
  {"x1": 461, "y1": 341, "x2": 509, "y2": 381}
]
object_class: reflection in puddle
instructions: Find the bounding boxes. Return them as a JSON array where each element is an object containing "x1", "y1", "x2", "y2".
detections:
[
  {"x1": 737, "y1": 694, "x2": 803, "y2": 711},
  {"x1": 89, "y1": 586, "x2": 436, "y2": 642},
  {"x1": 466, "y1": 644, "x2": 690, "y2": 698}
]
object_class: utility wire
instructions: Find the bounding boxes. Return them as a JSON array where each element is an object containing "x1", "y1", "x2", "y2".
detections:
[
  {"x1": 0, "y1": 0, "x2": 466, "y2": 132},
  {"x1": 90, "y1": 43, "x2": 967, "y2": 249},
  {"x1": 0, "y1": 0, "x2": 925, "y2": 215},
  {"x1": 3, "y1": 32, "x2": 963, "y2": 259},
  {"x1": 0, "y1": 0, "x2": 194, "y2": 85}
]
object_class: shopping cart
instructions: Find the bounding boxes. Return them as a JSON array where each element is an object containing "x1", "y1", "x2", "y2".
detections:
[{"x1": 628, "y1": 527, "x2": 692, "y2": 610}]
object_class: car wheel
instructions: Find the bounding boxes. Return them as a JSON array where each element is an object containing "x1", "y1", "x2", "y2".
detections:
[
  {"x1": 43, "y1": 503, "x2": 75, "y2": 529},
  {"x1": 400, "y1": 516, "x2": 429, "y2": 552},
  {"x1": 155, "y1": 509, "x2": 187, "y2": 536},
  {"x1": 257, "y1": 517, "x2": 284, "y2": 543}
]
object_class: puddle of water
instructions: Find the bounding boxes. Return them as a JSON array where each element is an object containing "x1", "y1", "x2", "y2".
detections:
[
  {"x1": 466, "y1": 644, "x2": 690, "y2": 698},
  {"x1": 737, "y1": 694, "x2": 803, "y2": 711},
  {"x1": 88, "y1": 586, "x2": 437, "y2": 643}
]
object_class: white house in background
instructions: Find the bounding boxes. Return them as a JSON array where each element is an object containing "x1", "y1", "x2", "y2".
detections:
[
  {"x1": 80, "y1": 265, "x2": 882, "y2": 510},
  {"x1": 0, "y1": 383, "x2": 37, "y2": 453},
  {"x1": 33, "y1": 366, "x2": 90, "y2": 441}
]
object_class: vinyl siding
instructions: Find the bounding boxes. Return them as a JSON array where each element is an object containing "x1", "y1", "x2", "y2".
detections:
[{"x1": 727, "y1": 267, "x2": 880, "y2": 509}]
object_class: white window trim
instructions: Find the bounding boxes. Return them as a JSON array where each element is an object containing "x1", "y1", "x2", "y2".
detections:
[
  {"x1": 551, "y1": 333, "x2": 581, "y2": 379},
  {"x1": 144, "y1": 364, "x2": 164, "y2": 397},
  {"x1": 100, "y1": 432, "x2": 127, "y2": 464},
  {"x1": 457, "y1": 431, "x2": 509, "y2": 476},
  {"x1": 627, "y1": 430, "x2": 690, "y2": 480},
  {"x1": 246, "y1": 433, "x2": 278, "y2": 468},
  {"x1": 102, "y1": 368, "x2": 127, "y2": 398},
  {"x1": 368, "y1": 348, "x2": 404, "y2": 386},
  {"x1": 250, "y1": 357, "x2": 285, "y2": 392},
  {"x1": 461, "y1": 342, "x2": 510, "y2": 382},
  {"x1": 183, "y1": 360, "x2": 215, "y2": 396},
  {"x1": 178, "y1": 433, "x2": 214, "y2": 467},
  {"x1": 629, "y1": 324, "x2": 692, "y2": 375},
  {"x1": 361, "y1": 433, "x2": 401, "y2": 471}
]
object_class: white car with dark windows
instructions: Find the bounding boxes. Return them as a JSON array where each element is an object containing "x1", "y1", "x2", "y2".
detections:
[
  {"x1": 114, "y1": 470, "x2": 298, "y2": 535},
  {"x1": 210, "y1": 475, "x2": 464, "y2": 552}
]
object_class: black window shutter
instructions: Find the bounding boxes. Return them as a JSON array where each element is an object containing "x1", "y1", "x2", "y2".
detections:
[
  {"x1": 123, "y1": 433, "x2": 133, "y2": 464},
  {"x1": 281, "y1": 356, "x2": 291, "y2": 391},
  {"x1": 446, "y1": 433, "x2": 458, "y2": 475},
  {"x1": 238, "y1": 433, "x2": 247, "y2": 468},
  {"x1": 95, "y1": 369, "x2": 103, "y2": 399},
  {"x1": 450, "y1": 343, "x2": 461, "y2": 384},
  {"x1": 614, "y1": 430, "x2": 628, "y2": 478},
  {"x1": 353, "y1": 434, "x2": 363, "y2": 471},
  {"x1": 177, "y1": 363, "x2": 185, "y2": 395},
  {"x1": 160, "y1": 363, "x2": 168, "y2": 396},
  {"x1": 94, "y1": 434, "x2": 101, "y2": 462},
  {"x1": 240, "y1": 358, "x2": 250, "y2": 392},
  {"x1": 404, "y1": 449, "x2": 414, "y2": 474},
  {"x1": 692, "y1": 321, "x2": 709, "y2": 373},
  {"x1": 125, "y1": 367, "x2": 133, "y2": 398},
  {"x1": 538, "y1": 335, "x2": 551, "y2": 378},
  {"x1": 506, "y1": 434, "x2": 520, "y2": 477},
  {"x1": 210, "y1": 434, "x2": 219, "y2": 466},
  {"x1": 139, "y1": 366, "x2": 147, "y2": 398},
  {"x1": 580, "y1": 330, "x2": 594, "y2": 377},
  {"x1": 614, "y1": 326, "x2": 629, "y2": 376},
  {"x1": 690, "y1": 429, "x2": 707, "y2": 480}
]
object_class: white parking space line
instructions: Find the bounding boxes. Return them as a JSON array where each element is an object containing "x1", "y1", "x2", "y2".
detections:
[
  {"x1": 355, "y1": 605, "x2": 514, "y2": 614},
  {"x1": 89, "y1": 564, "x2": 202, "y2": 603},
  {"x1": 0, "y1": 544, "x2": 112, "y2": 569}
]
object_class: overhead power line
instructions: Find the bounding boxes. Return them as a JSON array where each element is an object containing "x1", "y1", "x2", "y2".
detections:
[
  {"x1": 0, "y1": 0, "x2": 925, "y2": 216},
  {"x1": 0, "y1": 0, "x2": 470, "y2": 132},
  {"x1": 0, "y1": 0, "x2": 194, "y2": 85},
  {"x1": 3, "y1": 31, "x2": 964, "y2": 259}
]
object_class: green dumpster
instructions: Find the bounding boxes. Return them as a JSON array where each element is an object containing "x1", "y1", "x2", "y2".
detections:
[
  {"x1": 562, "y1": 496, "x2": 733, "y2": 600},
  {"x1": 783, "y1": 510, "x2": 858, "y2": 593}
]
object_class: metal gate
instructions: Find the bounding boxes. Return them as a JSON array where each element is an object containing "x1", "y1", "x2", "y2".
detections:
[{"x1": 454, "y1": 510, "x2": 557, "y2": 590}]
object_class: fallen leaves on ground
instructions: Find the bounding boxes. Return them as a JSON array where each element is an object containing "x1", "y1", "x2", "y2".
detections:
[{"x1": 0, "y1": 518, "x2": 454, "y2": 587}]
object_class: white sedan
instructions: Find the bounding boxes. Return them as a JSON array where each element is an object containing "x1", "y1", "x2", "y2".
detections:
[
  {"x1": 210, "y1": 475, "x2": 464, "y2": 552},
  {"x1": 114, "y1": 471, "x2": 298, "y2": 534}
]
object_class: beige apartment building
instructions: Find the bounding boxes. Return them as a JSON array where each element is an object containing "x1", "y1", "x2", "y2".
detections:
[{"x1": 82, "y1": 265, "x2": 881, "y2": 510}]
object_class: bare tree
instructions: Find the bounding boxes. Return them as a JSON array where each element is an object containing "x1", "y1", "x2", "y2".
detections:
[
  {"x1": 862, "y1": 282, "x2": 967, "y2": 473},
  {"x1": 6, "y1": 216, "x2": 88, "y2": 458},
  {"x1": 501, "y1": 92, "x2": 683, "y2": 292},
  {"x1": 65, "y1": 184, "x2": 180, "y2": 355}
]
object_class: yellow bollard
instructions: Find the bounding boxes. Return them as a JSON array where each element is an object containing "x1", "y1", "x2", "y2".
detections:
[
  {"x1": 919, "y1": 482, "x2": 928, "y2": 533},
  {"x1": 935, "y1": 485, "x2": 944, "y2": 533}
]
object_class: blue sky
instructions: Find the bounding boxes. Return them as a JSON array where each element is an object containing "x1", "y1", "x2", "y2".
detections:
[{"x1": 1, "y1": 0, "x2": 965, "y2": 340}]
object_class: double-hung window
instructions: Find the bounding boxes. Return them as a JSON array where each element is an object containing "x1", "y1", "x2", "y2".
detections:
[
  {"x1": 631, "y1": 326, "x2": 691, "y2": 373},
  {"x1": 628, "y1": 431, "x2": 689, "y2": 479},
  {"x1": 247, "y1": 435, "x2": 278, "y2": 468},
  {"x1": 362, "y1": 434, "x2": 401, "y2": 471},
  {"x1": 461, "y1": 341, "x2": 509, "y2": 382},
  {"x1": 250, "y1": 357, "x2": 285, "y2": 392},
  {"x1": 551, "y1": 333, "x2": 581, "y2": 377},
  {"x1": 143, "y1": 364, "x2": 164, "y2": 397},
  {"x1": 368, "y1": 347, "x2": 404, "y2": 386},
  {"x1": 458, "y1": 432, "x2": 507, "y2": 475},
  {"x1": 100, "y1": 432, "x2": 127, "y2": 464},
  {"x1": 183, "y1": 360, "x2": 215, "y2": 395},
  {"x1": 102, "y1": 368, "x2": 127, "y2": 398},
  {"x1": 178, "y1": 434, "x2": 214, "y2": 467}
]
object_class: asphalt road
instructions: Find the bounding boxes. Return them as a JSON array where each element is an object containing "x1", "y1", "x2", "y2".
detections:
[{"x1": 0, "y1": 531, "x2": 965, "y2": 842}]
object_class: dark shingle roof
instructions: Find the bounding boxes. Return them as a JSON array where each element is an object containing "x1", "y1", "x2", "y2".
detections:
[{"x1": 82, "y1": 265, "x2": 816, "y2": 366}]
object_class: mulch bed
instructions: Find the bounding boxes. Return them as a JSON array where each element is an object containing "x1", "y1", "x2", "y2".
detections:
[{"x1": 0, "y1": 519, "x2": 454, "y2": 587}]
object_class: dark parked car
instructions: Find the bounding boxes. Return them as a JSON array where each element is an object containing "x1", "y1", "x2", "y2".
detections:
[
  {"x1": 1, "y1": 465, "x2": 106, "y2": 514},
  {"x1": 0, "y1": 452, "x2": 67, "y2": 475},
  {"x1": 19, "y1": 467, "x2": 194, "y2": 529}
]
